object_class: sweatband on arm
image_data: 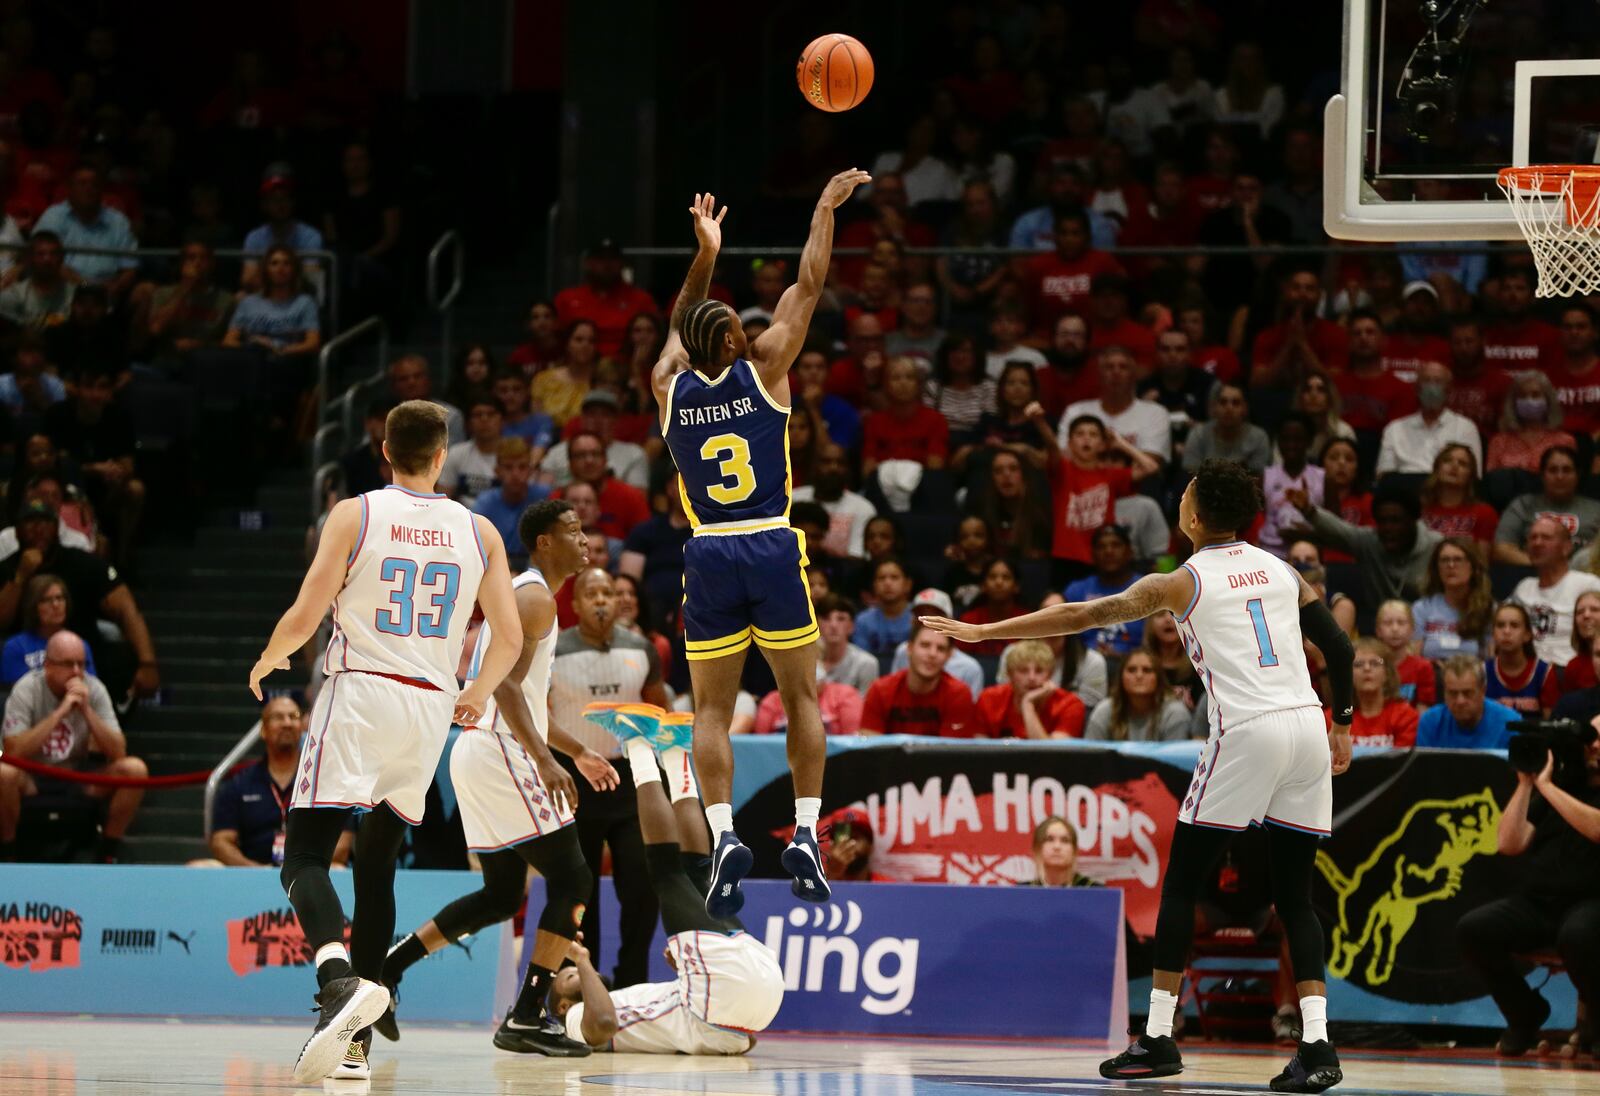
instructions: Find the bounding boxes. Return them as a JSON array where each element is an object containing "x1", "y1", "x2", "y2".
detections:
[{"x1": 1300, "y1": 598, "x2": 1354, "y2": 723}]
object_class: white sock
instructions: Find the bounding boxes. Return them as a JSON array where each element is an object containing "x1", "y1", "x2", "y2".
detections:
[
  {"x1": 660, "y1": 745, "x2": 699, "y2": 803},
  {"x1": 1146, "y1": 988, "x2": 1179, "y2": 1038},
  {"x1": 1299, "y1": 994, "x2": 1328, "y2": 1043},
  {"x1": 705, "y1": 802, "x2": 734, "y2": 843},
  {"x1": 624, "y1": 740, "x2": 660, "y2": 788},
  {"x1": 314, "y1": 941, "x2": 350, "y2": 969},
  {"x1": 794, "y1": 797, "x2": 821, "y2": 832}
]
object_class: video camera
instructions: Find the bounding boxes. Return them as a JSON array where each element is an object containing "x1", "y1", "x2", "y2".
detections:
[{"x1": 1508, "y1": 718, "x2": 1597, "y2": 788}]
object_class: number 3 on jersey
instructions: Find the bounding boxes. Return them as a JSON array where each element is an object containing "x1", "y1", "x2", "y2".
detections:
[
  {"x1": 1245, "y1": 597, "x2": 1280, "y2": 668},
  {"x1": 375, "y1": 558, "x2": 461, "y2": 638},
  {"x1": 699, "y1": 432, "x2": 756, "y2": 504}
]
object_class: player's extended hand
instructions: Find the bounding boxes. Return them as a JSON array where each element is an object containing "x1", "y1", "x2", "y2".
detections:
[
  {"x1": 568, "y1": 932, "x2": 593, "y2": 967},
  {"x1": 453, "y1": 684, "x2": 491, "y2": 728},
  {"x1": 688, "y1": 192, "x2": 727, "y2": 252},
  {"x1": 248, "y1": 655, "x2": 290, "y2": 700},
  {"x1": 918, "y1": 615, "x2": 984, "y2": 645},
  {"x1": 819, "y1": 168, "x2": 872, "y2": 210},
  {"x1": 1329, "y1": 726, "x2": 1352, "y2": 776},
  {"x1": 537, "y1": 754, "x2": 580, "y2": 812},
  {"x1": 576, "y1": 748, "x2": 620, "y2": 792}
]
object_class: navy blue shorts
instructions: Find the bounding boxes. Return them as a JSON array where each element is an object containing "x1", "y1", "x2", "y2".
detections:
[{"x1": 681, "y1": 526, "x2": 818, "y2": 661}]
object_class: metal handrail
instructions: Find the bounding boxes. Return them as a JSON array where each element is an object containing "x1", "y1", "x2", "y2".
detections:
[
  {"x1": 202, "y1": 720, "x2": 263, "y2": 839},
  {"x1": 427, "y1": 230, "x2": 465, "y2": 375},
  {"x1": 544, "y1": 202, "x2": 560, "y2": 298},
  {"x1": 618, "y1": 242, "x2": 1531, "y2": 259},
  {"x1": 311, "y1": 460, "x2": 340, "y2": 519},
  {"x1": 314, "y1": 315, "x2": 388, "y2": 431}
]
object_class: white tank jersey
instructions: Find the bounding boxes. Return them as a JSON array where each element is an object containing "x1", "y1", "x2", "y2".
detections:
[
  {"x1": 466, "y1": 568, "x2": 555, "y2": 738},
  {"x1": 322, "y1": 485, "x2": 487, "y2": 693},
  {"x1": 1176, "y1": 539, "x2": 1320, "y2": 735}
]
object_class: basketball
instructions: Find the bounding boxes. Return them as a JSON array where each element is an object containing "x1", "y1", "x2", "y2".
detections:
[{"x1": 796, "y1": 34, "x2": 874, "y2": 113}]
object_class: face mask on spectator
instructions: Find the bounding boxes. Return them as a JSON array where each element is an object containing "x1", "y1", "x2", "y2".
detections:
[
  {"x1": 1417, "y1": 382, "x2": 1448, "y2": 410},
  {"x1": 1515, "y1": 397, "x2": 1547, "y2": 422}
]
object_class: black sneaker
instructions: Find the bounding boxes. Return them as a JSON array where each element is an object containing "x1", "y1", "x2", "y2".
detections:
[
  {"x1": 1100, "y1": 1033, "x2": 1183, "y2": 1080},
  {"x1": 333, "y1": 1027, "x2": 373, "y2": 1080},
  {"x1": 1496, "y1": 994, "x2": 1551, "y2": 1057},
  {"x1": 292, "y1": 976, "x2": 391, "y2": 1084},
  {"x1": 492, "y1": 1012, "x2": 592, "y2": 1056},
  {"x1": 1270, "y1": 1039, "x2": 1344, "y2": 1093},
  {"x1": 373, "y1": 983, "x2": 400, "y2": 1042}
]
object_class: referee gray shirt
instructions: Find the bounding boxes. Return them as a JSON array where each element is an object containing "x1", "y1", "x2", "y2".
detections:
[{"x1": 550, "y1": 624, "x2": 661, "y2": 758}]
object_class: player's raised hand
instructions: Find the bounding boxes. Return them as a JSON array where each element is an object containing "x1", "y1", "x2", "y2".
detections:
[
  {"x1": 567, "y1": 932, "x2": 593, "y2": 967},
  {"x1": 575, "y1": 747, "x2": 620, "y2": 792},
  {"x1": 819, "y1": 168, "x2": 872, "y2": 209},
  {"x1": 918, "y1": 615, "x2": 984, "y2": 645},
  {"x1": 248, "y1": 655, "x2": 290, "y2": 700},
  {"x1": 688, "y1": 192, "x2": 727, "y2": 251}
]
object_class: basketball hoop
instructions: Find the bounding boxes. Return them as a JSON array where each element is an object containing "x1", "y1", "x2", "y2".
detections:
[{"x1": 1497, "y1": 165, "x2": 1600, "y2": 297}]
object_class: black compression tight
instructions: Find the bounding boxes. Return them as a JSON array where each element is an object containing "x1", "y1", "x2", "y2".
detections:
[
  {"x1": 432, "y1": 826, "x2": 594, "y2": 944},
  {"x1": 280, "y1": 803, "x2": 410, "y2": 981},
  {"x1": 1152, "y1": 821, "x2": 1328, "y2": 985}
]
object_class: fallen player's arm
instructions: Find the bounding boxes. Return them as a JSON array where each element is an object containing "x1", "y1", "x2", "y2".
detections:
[
  {"x1": 573, "y1": 943, "x2": 618, "y2": 1046},
  {"x1": 921, "y1": 571, "x2": 1193, "y2": 645}
]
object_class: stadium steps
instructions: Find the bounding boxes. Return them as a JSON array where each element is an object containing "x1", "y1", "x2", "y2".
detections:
[{"x1": 120, "y1": 465, "x2": 310, "y2": 864}]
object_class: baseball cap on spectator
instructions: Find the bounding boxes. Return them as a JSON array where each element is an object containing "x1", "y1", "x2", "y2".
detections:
[
  {"x1": 18, "y1": 499, "x2": 56, "y2": 524},
  {"x1": 1402, "y1": 280, "x2": 1439, "y2": 300},
  {"x1": 910, "y1": 588, "x2": 954, "y2": 616},
  {"x1": 824, "y1": 805, "x2": 874, "y2": 840},
  {"x1": 580, "y1": 389, "x2": 620, "y2": 410},
  {"x1": 260, "y1": 163, "x2": 296, "y2": 194},
  {"x1": 1092, "y1": 524, "x2": 1133, "y2": 548}
]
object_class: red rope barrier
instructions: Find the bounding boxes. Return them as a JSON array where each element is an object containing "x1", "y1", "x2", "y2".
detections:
[{"x1": 0, "y1": 753, "x2": 251, "y2": 788}]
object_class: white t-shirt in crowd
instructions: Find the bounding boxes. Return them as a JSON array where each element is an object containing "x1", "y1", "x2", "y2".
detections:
[
  {"x1": 440, "y1": 441, "x2": 499, "y2": 505},
  {"x1": 1058, "y1": 397, "x2": 1173, "y2": 462},
  {"x1": 1513, "y1": 569, "x2": 1600, "y2": 666},
  {"x1": 985, "y1": 344, "x2": 1049, "y2": 380},
  {"x1": 791, "y1": 486, "x2": 878, "y2": 559}
]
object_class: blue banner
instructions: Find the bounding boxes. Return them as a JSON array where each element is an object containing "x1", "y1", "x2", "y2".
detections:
[
  {"x1": 0, "y1": 865, "x2": 500, "y2": 1021},
  {"x1": 530, "y1": 877, "x2": 1127, "y2": 1041}
]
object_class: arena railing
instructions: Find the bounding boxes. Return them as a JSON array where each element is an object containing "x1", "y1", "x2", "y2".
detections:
[
  {"x1": 311, "y1": 315, "x2": 390, "y2": 517},
  {"x1": 202, "y1": 719, "x2": 264, "y2": 839},
  {"x1": 427, "y1": 229, "x2": 465, "y2": 375},
  {"x1": 618, "y1": 242, "x2": 1529, "y2": 259}
]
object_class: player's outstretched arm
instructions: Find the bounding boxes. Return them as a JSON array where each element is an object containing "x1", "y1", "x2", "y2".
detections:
[
  {"x1": 456, "y1": 516, "x2": 523, "y2": 725},
  {"x1": 750, "y1": 168, "x2": 871, "y2": 385},
  {"x1": 249, "y1": 498, "x2": 361, "y2": 698},
  {"x1": 651, "y1": 193, "x2": 726, "y2": 411},
  {"x1": 922, "y1": 571, "x2": 1194, "y2": 646},
  {"x1": 569, "y1": 934, "x2": 618, "y2": 1047},
  {"x1": 489, "y1": 580, "x2": 580, "y2": 807}
]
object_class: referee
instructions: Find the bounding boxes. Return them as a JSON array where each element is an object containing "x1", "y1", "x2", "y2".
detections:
[{"x1": 550, "y1": 567, "x2": 670, "y2": 987}]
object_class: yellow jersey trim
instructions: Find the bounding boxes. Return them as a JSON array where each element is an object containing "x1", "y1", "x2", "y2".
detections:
[
  {"x1": 691, "y1": 518, "x2": 791, "y2": 537},
  {"x1": 746, "y1": 359, "x2": 792, "y2": 415},
  {"x1": 684, "y1": 627, "x2": 753, "y2": 651},
  {"x1": 661, "y1": 370, "x2": 682, "y2": 439},
  {"x1": 751, "y1": 621, "x2": 819, "y2": 641},
  {"x1": 752, "y1": 629, "x2": 820, "y2": 651}
]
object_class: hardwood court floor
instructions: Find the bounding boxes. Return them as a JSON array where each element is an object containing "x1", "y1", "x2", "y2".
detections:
[{"x1": 0, "y1": 1016, "x2": 1594, "y2": 1096}]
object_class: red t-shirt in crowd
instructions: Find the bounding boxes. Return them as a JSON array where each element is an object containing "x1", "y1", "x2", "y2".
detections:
[
  {"x1": 1193, "y1": 344, "x2": 1242, "y2": 384},
  {"x1": 1331, "y1": 700, "x2": 1419, "y2": 747},
  {"x1": 1423, "y1": 502, "x2": 1499, "y2": 546},
  {"x1": 1252, "y1": 319, "x2": 1350, "y2": 377},
  {"x1": 836, "y1": 217, "x2": 937, "y2": 286},
  {"x1": 862, "y1": 405, "x2": 950, "y2": 465},
  {"x1": 826, "y1": 355, "x2": 872, "y2": 407},
  {"x1": 1395, "y1": 653, "x2": 1438, "y2": 707},
  {"x1": 1037, "y1": 363, "x2": 1101, "y2": 421},
  {"x1": 1051, "y1": 461, "x2": 1133, "y2": 563},
  {"x1": 975, "y1": 684, "x2": 1087, "y2": 738},
  {"x1": 1322, "y1": 491, "x2": 1373, "y2": 565},
  {"x1": 1023, "y1": 250, "x2": 1125, "y2": 336},
  {"x1": 1549, "y1": 359, "x2": 1600, "y2": 435},
  {"x1": 754, "y1": 683, "x2": 864, "y2": 735},
  {"x1": 557, "y1": 476, "x2": 650, "y2": 541},
  {"x1": 1335, "y1": 369, "x2": 1418, "y2": 432},
  {"x1": 1448, "y1": 365, "x2": 1513, "y2": 438},
  {"x1": 1089, "y1": 318, "x2": 1158, "y2": 370},
  {"x1": 1186, "y1": 173, "x2": 1233, "y2": 214},
  {"x1": 1382, "y1": 334, "x2": 1451, "y2": 384},
  {"x1": 860, "y1": 670, "x2": 976, "y2": 737},
  {"x1": 1565, "y1": 653, "x2": 1598, "y2": 690},
  {"x1": 1484, "y1": 318, "x2": 1562, "y2": 372},
  {"x1": 553, "y1": 282, "x2": 659, "y2": 357},
  {"x1": 958, "y1": 603, "x2": 1030, "y2": 656}
]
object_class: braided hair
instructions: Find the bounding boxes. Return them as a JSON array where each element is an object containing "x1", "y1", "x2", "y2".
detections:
[{"x1": 680, "y1": 299, "x2": 734, "y2": 367}]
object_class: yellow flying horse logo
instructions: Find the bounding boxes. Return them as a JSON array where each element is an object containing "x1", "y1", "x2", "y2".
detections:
[{"x1": 1315, "y1": 789, "x2": 1500, "y2": 986}]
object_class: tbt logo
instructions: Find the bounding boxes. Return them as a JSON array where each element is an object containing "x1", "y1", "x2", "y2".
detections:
[
  {"x1": 0, "y1": 901, "x2": 83, "y2": 971},
  {"x1": 762, "y1": 900, "x2": 918, "y2": 1016}
]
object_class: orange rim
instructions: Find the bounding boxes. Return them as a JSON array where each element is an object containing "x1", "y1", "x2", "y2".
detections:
[{"x1": 1498, "y1": 165, "x2": 1600, "y2": 229}]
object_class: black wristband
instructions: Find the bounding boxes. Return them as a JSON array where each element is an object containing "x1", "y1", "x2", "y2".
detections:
[{"x1": 1300, "y1": 598, "x2": 1355, "y2": 723}]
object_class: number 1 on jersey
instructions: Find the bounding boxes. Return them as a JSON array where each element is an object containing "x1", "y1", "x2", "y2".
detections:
[{"x1": 1245, "y1": 597, "x2": 1279, "y2": 668}]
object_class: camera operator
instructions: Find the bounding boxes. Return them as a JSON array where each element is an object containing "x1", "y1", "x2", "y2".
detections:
[{"x1": 1456, "y1": 718, "x2": 1600, "y2": 1056}]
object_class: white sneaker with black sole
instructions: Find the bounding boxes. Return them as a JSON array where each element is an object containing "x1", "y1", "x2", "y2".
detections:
[{"x1": 292, "y1": 976, "x2": 390, "y2": 1084}]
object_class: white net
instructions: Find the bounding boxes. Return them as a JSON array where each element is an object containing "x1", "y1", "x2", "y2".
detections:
[{"x1": 1497, "y1": 166, "x2": 1600, "y2": 298}]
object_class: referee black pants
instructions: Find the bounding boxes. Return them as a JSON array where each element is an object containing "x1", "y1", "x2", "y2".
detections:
[
  {"x1": 1457, "y1": 894, "x2": 1600, "y2": 1028},
  {"x1": 559, "y1": 753, "x2": 659, "y2": 988}
]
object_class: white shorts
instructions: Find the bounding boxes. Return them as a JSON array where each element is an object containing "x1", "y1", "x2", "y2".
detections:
[
  {"x1": 290, "y1": 671, "x2": 455, "y2": 823},
  {"x1": 449, "y1": 728, "x2": 575, "y2": 852},
  {"x1": 1179, "y1": 705, "x2": 1332, "y2": 836}
]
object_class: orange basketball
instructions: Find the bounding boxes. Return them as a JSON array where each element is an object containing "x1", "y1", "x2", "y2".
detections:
[{"x1": 796, "y1": 34, "x2": 874, "y2": 113}]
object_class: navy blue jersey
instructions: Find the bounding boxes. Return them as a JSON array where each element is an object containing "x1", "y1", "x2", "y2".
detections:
[{"x1": 663, "y1": 359, "x2": 792, "y2": 527}]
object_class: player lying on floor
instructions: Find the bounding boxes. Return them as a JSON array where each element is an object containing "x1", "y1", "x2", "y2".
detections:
[{"x1": 547, "y1": 704, "x2": 784, "y2": 1054}]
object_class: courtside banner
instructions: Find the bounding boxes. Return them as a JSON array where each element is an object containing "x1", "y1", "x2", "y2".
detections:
[
  {"x1": 0, "y1": 865, "x2": 499, "y2": 1020},
  {"x1": 526, "y1": 877, "x2": 1127, "y2": 1041},
  {"x1": 729, "y1": 737, "x2": 1576, "y2": 1029}
]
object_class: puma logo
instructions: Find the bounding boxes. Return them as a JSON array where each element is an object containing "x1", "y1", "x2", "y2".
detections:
[{"x1": 166, "y1": 930, "x2": 196, "y2": 955}]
